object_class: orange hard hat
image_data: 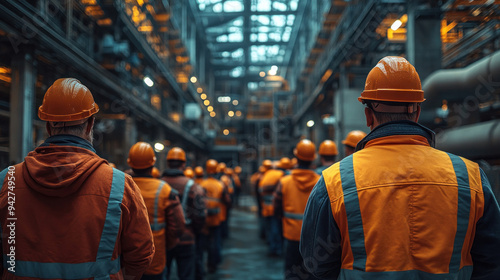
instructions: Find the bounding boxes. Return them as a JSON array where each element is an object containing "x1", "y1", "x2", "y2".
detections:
[
  {"x1": 294, "y1": 139, "x2": 316, "y2": 161},
  {"x1": 342, "y1": 130, "x2": 367, "y2": 148},
  {"x1": 38, "y1": 78, "x2": 99, "y2": 123},
  {"x1": 262, "y1": 159, "x2": 272, "y2": 169},
  {"x1": 258, "y1": 166, "x2": 266, "y2": 173},
  {"x1": 234, "y1": 166, "x2": 242, "y2": 174},
  {"x1": 359, "y1": 56, "x2": 424, "y2": 104},
  {"x1": 152, "y1": 167, "x2": 161, "y2": 178},
  {"x1": 291, "y1": 158, "x2": 298, "y2": 167},
  {"x1": 127, "y1": 142, "x2": 156, "y2": 169},
  {"x1": 206, "y1": 159, "x2": 218, "y2": 174},
  {"x1": 319, "y1": 140, "x2": 338, "y2": 156},
  {"x1": 167, "y1": 147, "x2": 186, "y2": 161},
  {"x1": 194, "y1": 166, "x2": 204, "y2": 177},
  {"x1": 278, "y1": 157, "x2": 292, "y2": 169},
  {"x1": 184, "y1": 167, "x2": 194, "y2": 178},
  {"x1": 225, "y1": 167, "x2": 234, "y2": 175},
  {"x1": 217, "y1": 162, "x2": 227, "y2": 173}
]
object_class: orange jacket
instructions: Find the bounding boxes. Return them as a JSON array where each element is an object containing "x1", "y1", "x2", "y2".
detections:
[
  {"x1": 132, "y1": 177, "x2": 184, "y2": 275},
  {"x1": 218, "y1": 174, "x2": 233, "y2": 222},
  {"x1": 200, "y1": 177, "x2": 224, "y2": 227},
  {"x1": 274, "y1": 169, "x2": 319, "y2": 241},
  {"x1": 232, "y1": 174, "x2": 241, "y2": 189},
  {"x1": 259, "y1": 169, "x2": 284, "y2": 217},
  {"x1": 0, "y1": 135, "x2": 154, "y2": 279}
]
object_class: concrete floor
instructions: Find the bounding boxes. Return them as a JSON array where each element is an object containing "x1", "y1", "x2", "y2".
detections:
[{"x1": 170, "y1": 195, "x2": 285, "y2": 280}]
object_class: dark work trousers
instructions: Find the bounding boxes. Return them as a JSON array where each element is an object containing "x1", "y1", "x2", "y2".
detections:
[
  {"x1": 166, "y1": 244, "x2": 195, "y2": 280},
  {"x1": 195, "y1": 234, "x2": 205, "y2": 280},
  {"x1": 284, "y1": 239, "x2": 320, "y2": 280},
  {"x1": 264, "y1": 216, "x2": 283, "y2": 255},
  {"x1": 200, "y1": 225, "x2": 222, "y2": 272},
  {"x1": 141, "y1": 268, "x2": 166, "y2": 280}
]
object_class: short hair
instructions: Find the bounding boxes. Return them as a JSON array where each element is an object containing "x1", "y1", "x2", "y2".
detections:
[
  {"x1": 365, "y1": 101, "x2": 419, "y2": 124},
  {"x1": 297, "y1": 159, "x2": 313, "y2": 169},
  {"x1": 132, "y1": 166, "x2": 153, "y2": 177},
  {"x1": 50, "y1": 120, "x2": 88, "y2": 136},
  {"x1": 167, "y1": 160, "x2": 184, "y2": 169},
  {"x1": 321, "y1": 155, "x2": 336, "y2": 162}
]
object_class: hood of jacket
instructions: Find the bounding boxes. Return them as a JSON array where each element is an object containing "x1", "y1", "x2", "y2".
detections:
[
  {"x1": 290, "y1": 169, "x2": 319, "y2": 192},
  {"x1": 22, "y1": 135, "x2": 107, "y2": 197}
]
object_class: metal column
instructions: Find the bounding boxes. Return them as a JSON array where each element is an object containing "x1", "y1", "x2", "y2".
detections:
[{"x1": 9, "y1": 49, "x2": 36, "y2": 164}]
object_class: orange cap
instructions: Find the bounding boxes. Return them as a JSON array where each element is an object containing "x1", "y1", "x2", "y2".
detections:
[
  {"x1": 206, "y1": 159, "x2": 218, "y2": 174},
  {"x1": 294, "y1": 139, "x2": 316, "y2": 161},
  {"x1": 262, "y1": 160, "x2": 272, "y2": 169},
  {"x1": 359, "y1": 56, "x2": 424, "y2": 103},
  {"x1": 38, "y1": 78, "x2": 99, "y2": 123},
  {"x1": 342, "y1": 130, "x2": 367, "y2": 148},
  {"x1": 278, "y1": 157, "x2": 292, "y2": 169},
  {"x1": 152, "y1": 167, "x2": 161, "y2": 178},
  {"x1": 194, "y1": 166, "x2": 204, "y2": 177},
  {"x1": 217, "y1": 162, "x2": 227, "y2": 173},
  {"x1": 184, "y1": 167, "x2": 194, "y2": 178},
  {"x1": 225, "y1": 167, "x2": 234, "y2": 175},
  {"x1": 234, "y1": 166, "x2": 242, "y2": 174},
  {"x1": 127, "y1": 142, "x2": 156, "y2": 169},
  {"x1": 167, "y1": 147, "x2": 186, "y2": 161},
  {"x1": 319, "y1": 140, "x2": 338, "y2": 156}
]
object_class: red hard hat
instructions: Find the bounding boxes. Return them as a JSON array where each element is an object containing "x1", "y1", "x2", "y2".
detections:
[
  {"x1": 127, "y1": 142, "x2": 156, "y2": 169},
  {"x1": 38, "y1": 78, "x2": 99, "y2": 123},
  {"x1": 359, "y1": 56, "x2": 424, "y2": 103}
]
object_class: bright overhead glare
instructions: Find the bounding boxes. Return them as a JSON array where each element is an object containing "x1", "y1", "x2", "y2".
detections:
[
  {"x1": 259, "y1": 71, "x2": 266, "y2": 77},
  {"x1": 236, "y1": 111, "x2": 242, "y2": 117},
  {"x1": 154, "y1": 142, "x2": 164, "y2": 152},
  {"x1": 190, "y1": 76, "x2": 198, "y2": 83},
  {"x1": 204, "y1": 100, "x2": 210, "y2": 106},
  {"x1": 307, "y1": 120, "x2": 315, "y2": 128},
  {"x1": 391, "y1": 20, "x2": 402, "y2": 31},
  {"x1": 218, "y1": 96, "x2": 231, "y2": 103},
  {"x1": 271, "y1": 65, "x2": 278, "y2": 72},
  {"x1": 197, "y1": 87, "x2": 203, "y2": 93},
  {"x1": 207, "y1": 106, "x2": 214, "y2": 112},
  {"x1": 228, "y1": 111, "x2": 235, "y2": 117},
  {"x1": 232, "y1": 100, "x2": 239, "y2": 106},
  {"x1": 223, "y1": 129, "x2": 230, "y2": 135},
  {"x1": 144, "y1": 76, "x2": 154, "y2": 87},
  {"x1": 201, "y1": 94, "x2": 207, "y2": 100},
  {"x1": 210, "y1": 111, "x2": 216, "y2": 117}
]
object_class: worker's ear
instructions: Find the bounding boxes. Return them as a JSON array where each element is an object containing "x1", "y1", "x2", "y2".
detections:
[
  {"x1": 85, "y1": 117, "x2": 95, "y2": 135},
  {"x1": 365, "y1": 107, "x2": 374, "y2": 129},
  {"x1": 415, "y1": 105, "x2": 421, "y2": 122},
  {"x1": 46, "y1": 122, "x2": 52, "y2": 136}
]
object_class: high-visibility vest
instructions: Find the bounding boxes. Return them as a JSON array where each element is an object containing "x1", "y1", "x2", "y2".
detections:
[{"x1": 200, "y1": 177, "x2": 224, "y2": 227}]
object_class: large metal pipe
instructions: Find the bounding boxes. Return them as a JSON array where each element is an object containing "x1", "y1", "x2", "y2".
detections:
[
  {"x1": 435, "y1": 120, "x2": 500, "y2": 160},
  {"x1": 422, "y1": 50, "x2": 500, "y2": 110}
]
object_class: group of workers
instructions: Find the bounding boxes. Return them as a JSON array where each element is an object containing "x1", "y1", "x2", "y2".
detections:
[
  {"x1": 250, "y1": 130, "x2": 366, "y2": 278},
  {"x1": 2, "y1": 56, "x2": 500, "y2": 280}
]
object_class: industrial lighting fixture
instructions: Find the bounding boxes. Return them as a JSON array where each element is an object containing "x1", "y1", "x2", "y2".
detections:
[
  {"x1": 259, "y1": 71, "x2": 266, "y2": 77},
  {"x1": 143, "y1": 76, "x2": 154, "y2": 87},
  {"x1": 228, "y1": 111, "x2": 235, "y2": 117},
  {"x1": 190, "y1": 76, "x2": 198, "y2": 83},
  {"x1": 268, "y1": 65, "x2": 278, "y2": 76},
  {"x1": 391, "y1": 19, "x2": 402, "y2": 31},
  {"x1": 197, "y1": 87, "x2": 203, "y2": 93},
  {"x1": 210, "y1": 111, "x2": 216, "y2": 117},
  {"x1": 236, "y1": 111, "x2": 242, "y2": 117},
  {"x1": 232, "y1": 100, "x2": 239, "y2": 106},
  {"x1": 154, "y1": 142, "x2": 165, "y2": 152},
  {"x1": 223, "y1": 129, "x2": 230, "y2": 136},
  {"x1": 207, "y1": 106, "x2": 214, "y2": 112},
  {"x1": 306, "y1": 120, "x2": 315, "y2": 127},
  {"x1": 218, "y1": 96, "x2": 231, "y2": 103},
  {"x1": 201, "y1": 94, "x2": 207, "y2": 100},
  {"x1": 204, "y1": 100, "x2": 210, "y2": 106}
]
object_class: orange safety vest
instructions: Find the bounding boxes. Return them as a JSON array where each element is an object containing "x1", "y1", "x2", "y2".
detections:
[
  {"x1": 259, "y1": 169, "x2": 284, "y2": 217},
  {"x1": 280, "y1": 169, "x2": 320, "y2": 241},
  {"x1": 200, "y1": 177, "x2": 224, "y2": 227}
]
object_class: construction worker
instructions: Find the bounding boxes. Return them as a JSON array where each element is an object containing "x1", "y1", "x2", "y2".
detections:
[
  {"x1": 161, "y1": 147, "x2": 206, "y2": 280},
  {"x1": 184, "y1": 166, "x2": 195, "y2": 178},
  {"x1": 199, "y1": 159, "x2": 230, "y2": 274},
  {"x1": 250, "y1": 164, "x2": 268, "y2": 239},
  {"x1": 127, "y1": 142, "x2": 185, "y2": 279},
  {"x1": 279, "y1": 157, "x2": 293, "y2": 175},
  {"x1": 0, "y1": 78, "x2": 154, "y2": 279},
  {"x1": 259, "y1": 159, "x2": 285, "y2": 256},
  {"x1": 232, "y1": 166, "x2": 243, "y2": 207},
  {"x1": 301, "y1": 57, "x2": 500, "y2": 279},
  {"x1": 342, "y1": 130, "x2": 367, "y2": 157},
  {"x1": 194, "y1": 166, "x2": 205, "y2": 185},
  {"x1": 274, "y1": 139, "x2": 320, "y2": 279},
  {"x1": 217, "y1": 162, "x2": 233, "y2": 239},
  {"x1": 315, "y1": 140, "x2": 338, "y2": 174}
]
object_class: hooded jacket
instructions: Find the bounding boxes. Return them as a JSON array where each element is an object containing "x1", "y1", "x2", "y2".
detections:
[
  {"x1": 259, "y1": 169, "x2": 285, "y2": 217},
  {"x1": 0, "y1": 135, "x2": 154, "y2": 279},
  {"x1": 274, "y1": 169, "x2": 320, "y2": 241},
  {"x1": 300, "y1": 121, "x2": 500, "y2": 280}
]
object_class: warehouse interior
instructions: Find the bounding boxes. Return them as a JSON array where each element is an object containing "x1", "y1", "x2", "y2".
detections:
[{"x1": 0, "y1": 0, "x2": 499, "y2": 196}]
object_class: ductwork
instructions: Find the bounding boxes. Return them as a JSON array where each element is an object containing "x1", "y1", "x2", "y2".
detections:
[
  {"x1": 422, "y1": 50, "x2": 500, "y2": 111},
  {"x1": 435, "y1": 120, "x2": 500, "y2": 160}
]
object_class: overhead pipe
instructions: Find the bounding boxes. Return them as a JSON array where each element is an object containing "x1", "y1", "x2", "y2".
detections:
[{"x1": 435, "y1": 120, "x2": 500, "y2": 160}]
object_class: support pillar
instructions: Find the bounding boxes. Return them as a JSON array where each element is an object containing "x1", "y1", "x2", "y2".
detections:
[
  {"x1": 9, "y1": 50, "x2": 36, "y2": 164},
  {"x1": 406, "y1": 1, "x2": 442, "y2": 81}
]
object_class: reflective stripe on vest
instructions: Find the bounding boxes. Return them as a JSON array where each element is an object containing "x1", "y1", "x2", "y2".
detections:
[
  {"x1": 4, "y1": 168, "x2": 125, "y2": 278},
  {"x1": 339, "y1": 155, "x2": 367, "y2": 271},
  {"x1": 262, "y1": 195, "x2": 273, "y2": 205},
  {"x1": 447, "y1": 153, "x2": 471, "y2": 273},
  {"x1": 181, "y1": 179, "x2": 195, "y2": 225},
  {"x1": 151, "y1": 182, "x2": 166, "y2": 231},
  {"x1": 284, "y1": 212, "x2": 303, "y2": 220}
]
